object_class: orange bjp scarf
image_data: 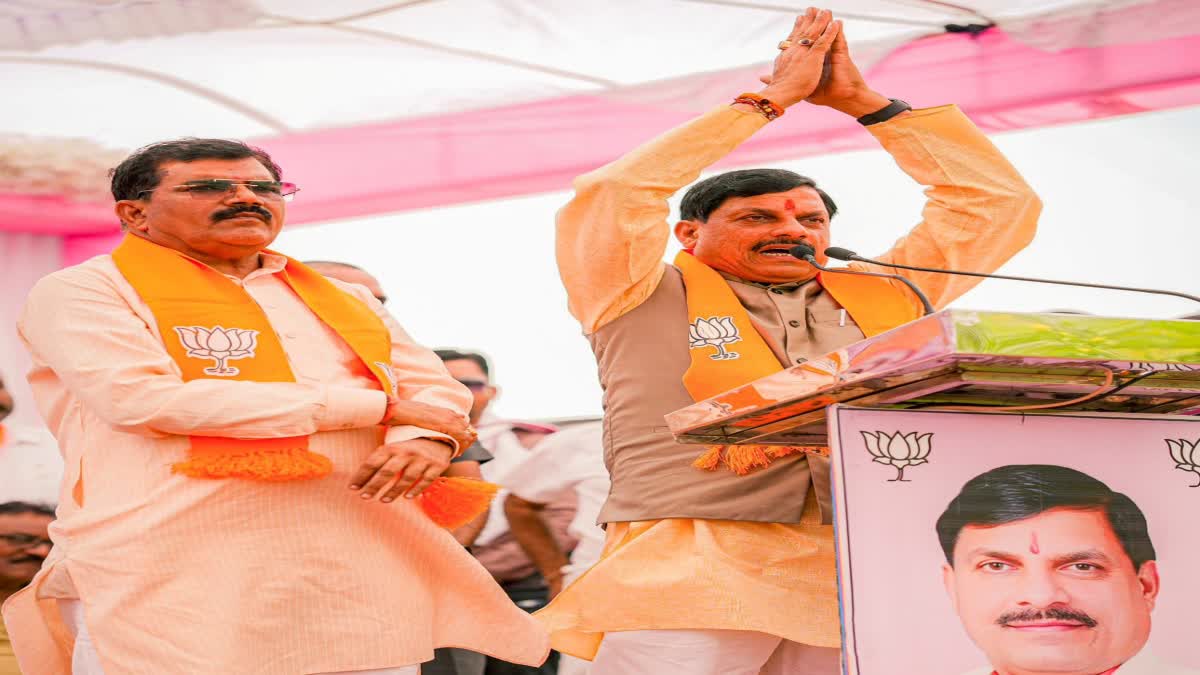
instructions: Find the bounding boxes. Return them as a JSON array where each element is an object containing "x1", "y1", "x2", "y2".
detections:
[
  {"x1": 111, "y1": 234, "x2": 494, "y2": 528},
  {"x1": 676, "y1": 250, "x2": 917, "y2": 475}
]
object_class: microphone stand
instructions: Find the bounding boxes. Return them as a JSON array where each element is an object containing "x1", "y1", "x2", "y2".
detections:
[
  {"x1": 790, "y1": 246, "x2": 936, "y2": 315},
  {"x1": 829, "y1": 250, "x2": 1200, "y2": 305}
]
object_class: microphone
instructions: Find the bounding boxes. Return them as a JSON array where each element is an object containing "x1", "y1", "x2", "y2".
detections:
[
  {"x1": 823, "y1": 247, "x2": 1200, "y2": 305},
  {"x1": 789, "y1": 244, "x2": 935, "y2": 315}
]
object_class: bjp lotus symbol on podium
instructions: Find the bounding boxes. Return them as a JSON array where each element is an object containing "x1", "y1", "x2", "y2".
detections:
[
  {"x1": 689, "y1": 316, "x2": 742, "y2": 361},
  {"x1": 861, "y1": 430, "x2": 933, "y2": 482},
  {"x1": 175, "y1": 326, "x2": 259, "y2": 377},
  {"x1": 1166, "y1": 438, "x2": 1200, "y2": 487}
]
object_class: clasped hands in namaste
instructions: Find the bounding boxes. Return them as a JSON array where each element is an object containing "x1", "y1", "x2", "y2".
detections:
[
  {"x1": 346, "y1": 7, "x2": 887, "y2": 505},
  {"x1": 757, "y1": 7, "x2": 892, "y2": 118},
  {"x1": 350, "y1": 398, "x2": 478, "y2": 503}
]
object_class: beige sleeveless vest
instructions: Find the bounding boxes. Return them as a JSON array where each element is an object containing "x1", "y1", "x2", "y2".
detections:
[{"x1": 591, "y1": 265, "x2": 873, "y2": 525}]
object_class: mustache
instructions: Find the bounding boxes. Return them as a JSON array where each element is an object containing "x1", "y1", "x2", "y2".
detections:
[
  {"x1": 752, "y1": 237, "x2": 809, "y2": 252},
  {"x1": 211, "y1": 204, "x2": 273, "y2": 223},
  {"x1": 6, "y1": 555, "x2": 45, "y2": 565},
  {"x1": 996, "y1": 607, "x2": 1098, "y2": 628}
]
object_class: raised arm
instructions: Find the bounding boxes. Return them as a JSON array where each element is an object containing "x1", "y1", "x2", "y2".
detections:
[
  {"x1": 850, "y1": 107, "x2": 1042, "y2": 308},
  {"x1": 785, "y1": 10, "x2": 1040, "y2": 309},
  {"x1": 557, "y1": 11, "x2": 846, "y2": 334},
  {"x1": 555, "y1": 109, "x2": 769, "y2": 334}
]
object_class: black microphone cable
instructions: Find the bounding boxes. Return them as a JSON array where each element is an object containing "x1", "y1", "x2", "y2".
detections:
[
  {"x1": 823, "y1": 246, "x2": 1200, "y2": 305},
  {"x1": 789, "y1": 244, "x2": 935, "y2": 316}
]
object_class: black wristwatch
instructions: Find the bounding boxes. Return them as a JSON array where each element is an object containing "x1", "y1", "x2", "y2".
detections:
[{"x1": 856, "y1": 98, "x2": 912, "y2": 126}]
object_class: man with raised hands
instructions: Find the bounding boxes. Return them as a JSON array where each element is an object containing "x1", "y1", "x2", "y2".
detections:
[{"x1": 542, "y1": 7, "x2": 1041, "y2": 674}]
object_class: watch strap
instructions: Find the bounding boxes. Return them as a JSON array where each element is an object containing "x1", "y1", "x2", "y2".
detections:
[{"x1": 857, "y1": 98, "x2": 912, "y2": 126}]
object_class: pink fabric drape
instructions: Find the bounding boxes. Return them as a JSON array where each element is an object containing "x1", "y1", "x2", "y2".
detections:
[
  {"x1": 1, "y1": 29, "x2": 1198, "y2": 265},
  {"x1": 0, "y1": 232, "x2": 62, "y2": 425}
]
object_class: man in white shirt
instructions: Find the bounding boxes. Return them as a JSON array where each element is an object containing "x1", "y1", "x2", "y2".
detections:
[
  {"x1": 433, "y1": 349, "x2": 575, "y2": 675},
  {"x1": 504, "y1": 421, "x2": 607, "y2": 597},
  {"x1": 504, "y1": 421, "x2": 607, "y2": 675}
]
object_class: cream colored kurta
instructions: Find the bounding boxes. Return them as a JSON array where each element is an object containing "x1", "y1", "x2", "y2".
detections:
[
  {"x1": 2, "y1": 253, "x2": 549, "y2": 674},
  {"x1": 542, "y1": 103, "x2": 1041, "y2": 658}
]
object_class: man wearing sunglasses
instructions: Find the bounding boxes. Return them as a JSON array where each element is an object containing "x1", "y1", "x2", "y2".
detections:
[{"x1": 6, "y1": 139, "x2": 549, "y2": 674}]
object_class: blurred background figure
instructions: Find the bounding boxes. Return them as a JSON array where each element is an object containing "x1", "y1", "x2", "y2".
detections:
[
  {"x1": 435, "y1": 348, "x2": 576, "y2": 675},
  {"x1": 305, "y1": 261, "x2": 389, "y2": 305},
  {"x1": 0, "y1": 501, "x2": 54, "y2": 675},
  {"x1": 504, "y1": 420, "x2": 608, "y2": 675},
  {"x1": 0, "y1": 374, "x2": 63, "y2": 506}
]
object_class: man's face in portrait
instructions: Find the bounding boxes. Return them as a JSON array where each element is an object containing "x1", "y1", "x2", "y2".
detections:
[
  {"x1": 675, "y1": 186, "x2": 832, "y2": 285},
  {"x1": 942, "y1": 507, "x2": 1159, "y2": 675}
]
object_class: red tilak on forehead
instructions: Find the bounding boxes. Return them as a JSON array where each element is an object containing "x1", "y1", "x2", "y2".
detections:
[
  {"x1": 1030, "y1": 532, "x2": 1040, "y2": 555},
  {"x1": 784, "y1": 199, "x2": 796, "y2": 212}
]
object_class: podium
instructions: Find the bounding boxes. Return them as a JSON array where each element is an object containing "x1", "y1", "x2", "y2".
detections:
[{"x1": 667, "y1": 310, "x2": 1200, "y2": 675}]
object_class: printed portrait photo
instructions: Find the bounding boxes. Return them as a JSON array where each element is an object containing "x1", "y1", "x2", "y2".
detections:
[{"x1": 830, "y1": 407, "x2": 1200, "y2": 675}]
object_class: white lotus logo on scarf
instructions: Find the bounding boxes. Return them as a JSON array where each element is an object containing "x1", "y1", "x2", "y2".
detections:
[
  {"x1": 689, "y1": 316, "x2": 742, "y2": 361},
  {"x1": 862, "y1": 430, "x2": 933, "y2": 482},
  {"x1": 1166, "y1": 438, "x2": 1200, "y2": 487},
  {"x1": 375, "y1": 362, "x2": 399, "y2": 396},
  {"x1": 175, "y1": 326, "x2": 259, "y2": 377}
]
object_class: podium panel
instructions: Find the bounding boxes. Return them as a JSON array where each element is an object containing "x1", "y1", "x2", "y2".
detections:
[
  {"x1": 667, "y1": 311, "x2": 1200, "y2": 447},
  {"x1": 828, "y1": 406, "x2": 1200, "y2": 675}
]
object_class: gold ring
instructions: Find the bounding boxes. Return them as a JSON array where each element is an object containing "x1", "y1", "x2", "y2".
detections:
[
  {"x1": 798, "y1": 37, "x2": 814, "y2": 46},
  {"x1": 777, "y1": 40, "x2": 793, "y2": 51}
]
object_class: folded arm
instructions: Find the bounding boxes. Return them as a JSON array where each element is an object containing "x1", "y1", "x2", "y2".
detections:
[
  {"x1": 19, "y1": 269, "x2": 387, "y2": 439},
  {"x1": 344, "y1": 284, "x2": 474, "y2": 450}
]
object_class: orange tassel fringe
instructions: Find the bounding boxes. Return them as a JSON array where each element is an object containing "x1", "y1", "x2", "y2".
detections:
[
  {"x1": 172, "y1": 447, "x2": 333, "y2": 482},
  {"x1": 417, "y1": 477, "x2": 500, "y2": 530},
  {"x1": 692, "y1": 444, "x2": 826, "y2": 475}
]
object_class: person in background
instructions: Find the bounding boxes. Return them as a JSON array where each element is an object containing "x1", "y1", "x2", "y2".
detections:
[
  {"x1": 505, "y1": 420, "x2": 608, "y2": 675},
  {"x1": 0, "y1": 374, "x2": 62, "y2": 505},
  {"x1": 436, "y1": 348, "x2": 577, "y2": 675},
  {"x1": 306, "y1": 261, "x2": 495, "y2": 548},
  {"x1": 0, "y1": 501, "x2": 54, "y2": 675},
  {"x1": 304, "y1": 260, "x2": 390, "y2": 305}
]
